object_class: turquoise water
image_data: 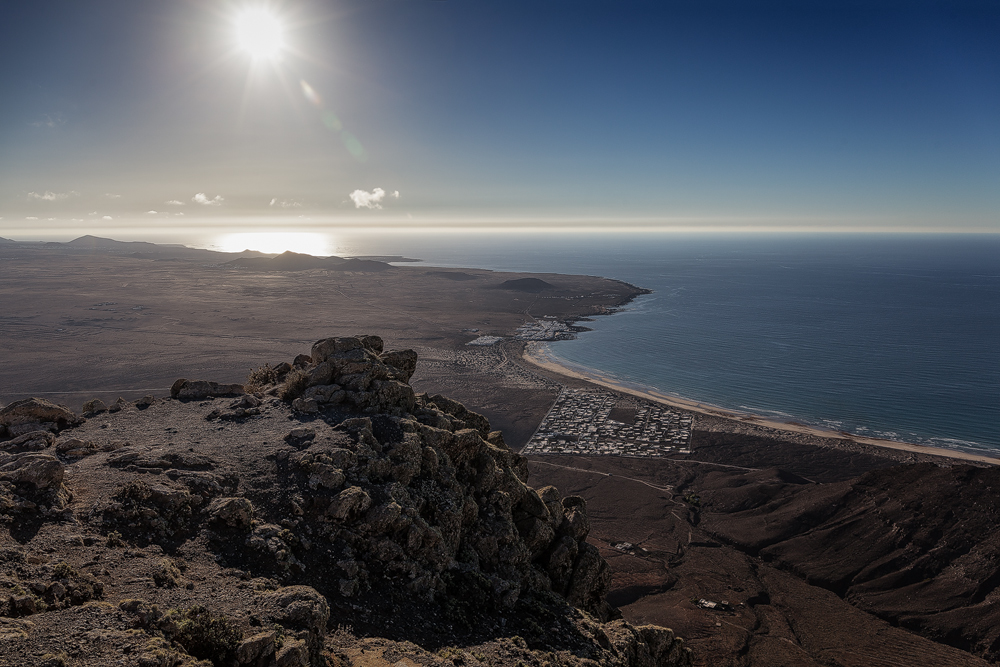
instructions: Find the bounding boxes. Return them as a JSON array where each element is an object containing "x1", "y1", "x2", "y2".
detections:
[{"x1": 332, "y1": 233, "x2": 1000, "y2": 454}]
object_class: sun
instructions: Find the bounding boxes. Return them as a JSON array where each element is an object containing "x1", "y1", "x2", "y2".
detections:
[{"x1": 235, "y1": 8, "x2": 284, "y2": 61}]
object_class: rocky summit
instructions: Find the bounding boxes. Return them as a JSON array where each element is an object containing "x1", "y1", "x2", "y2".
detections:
[{"x1": 0, "y1": 336, "x2": 691, "y2": 667}]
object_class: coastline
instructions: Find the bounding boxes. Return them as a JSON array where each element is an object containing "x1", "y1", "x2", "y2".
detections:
[{"x1": 522, "y1": 341, "x2": 1000, "y2": 466}]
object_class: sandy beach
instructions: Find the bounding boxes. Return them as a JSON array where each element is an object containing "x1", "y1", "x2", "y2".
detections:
[{"x1": 523, "y1": 341, "x2": 1000, "y2": 466}]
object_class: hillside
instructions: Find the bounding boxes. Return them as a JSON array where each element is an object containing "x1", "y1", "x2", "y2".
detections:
[{"x1": 0, "y1": 337, "x2": 691, "y2": 667}]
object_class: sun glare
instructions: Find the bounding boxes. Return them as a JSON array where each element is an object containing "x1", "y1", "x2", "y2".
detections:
[
  {"x1": 218, "y1": 232, "x2": 333, "y2": 256},
  {"x1": 235, "y1": 8, "x2": 284, "y2": 61}
]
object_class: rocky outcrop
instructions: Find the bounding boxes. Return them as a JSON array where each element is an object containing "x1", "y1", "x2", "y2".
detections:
[
  {"x1": 170, "y1": 379, "x2": 245, "y2": 400},
  {"x1": 0, "y1": 398, "x2": 83, "y2": 438},
  {"x1": 0, "y1": 450, "x2": 71, "y2": 520},
  {"x1": 227, "y1": 337, "x2": 616, "y2": 626},
  {"x1": 0, "y1": 336, "x2": 691, "y2": 667}
]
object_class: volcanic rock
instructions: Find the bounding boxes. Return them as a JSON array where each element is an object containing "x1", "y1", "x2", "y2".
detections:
[
  {"x1": 0, "y1": 398, "x2": 83, "y2": 434},
  {"x1": 170, "y1": 379, "x2": 245, "y2": 400},
  {"x1": 0, "y1": 336, "x2": 692, "y2": 667}
]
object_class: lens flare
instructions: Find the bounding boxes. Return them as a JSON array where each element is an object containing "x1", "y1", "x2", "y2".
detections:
[{"x1": 300, "y1": 80, "x2": 322, "y2": 106}]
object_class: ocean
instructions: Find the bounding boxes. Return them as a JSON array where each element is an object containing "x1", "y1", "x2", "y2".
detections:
[{"x1": 327, "y1": 232, "x2": 1000, "y2": 454}]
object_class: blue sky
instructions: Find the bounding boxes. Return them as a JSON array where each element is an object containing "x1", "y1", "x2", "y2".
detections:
[{"x1": 1, "y1": 0, "x2": 999, "y2": 237}]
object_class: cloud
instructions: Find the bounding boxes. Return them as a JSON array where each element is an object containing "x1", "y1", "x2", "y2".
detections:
[
  {"x1": 349, "y1": 187, "x2": 399, "y2": 209},
  {"x1": 192, "y1": 193, "x2": 224, "y2": 206},
  {"x1": 175, "y1": 212, "x2": 185, "y2": 216},
  {"x1": 269, "y1": 198, "x2": 302, "y2": 208},
  {"x1": 27, "y1": 190, "x2": 79, "y2": 201},
  {"x1": 146, "y1": 210, "x2": 158, "y2": 214},
  {"x1": 30, "y1": 113, "x2": 66, "y2": 128},
  {"x1": 165, "y1": 200, "x2": 185, "y2": 206},
  {"x1": 105, "y1": 193, "x2": 122, "y2": 199},
  {"x1": 25, "y1": 216, "x2": 38, "y2": 220},
  {"x1": 102, "y1": 215, "x2": 113, "y2": 220}
]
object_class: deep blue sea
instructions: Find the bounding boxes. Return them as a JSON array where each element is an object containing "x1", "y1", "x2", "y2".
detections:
[{"x1": 331, "y1": 233, "x2": 1000, "y2": 454}]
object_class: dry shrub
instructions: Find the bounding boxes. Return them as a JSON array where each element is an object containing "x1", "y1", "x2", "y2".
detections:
[
  {"x1": 164, "y1": 605, "x2": 242, "y2": 666},
  {"x1": 278, "y1": 369, "x2": 310, "y2": 402},
  {"x1": 245, "y1": 365, "x2": 280, "y2": 393}
]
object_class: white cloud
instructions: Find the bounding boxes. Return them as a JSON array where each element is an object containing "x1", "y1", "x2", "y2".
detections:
[
  {"x1": 27, "y1": 190, "x2": 79, "y2": 201},
  {"x1": 146, "y1": 210, "x2": 158, "y2": 214},
  {"x1": 25, "y1": 216, "x2": 38, "y2": 220},
  {"x1": 165, "y1": 200, "x2": 185, "y2": 206},
  {"x1": 30, "y1": 113, "x2": 66, "y2": 128},
  {"x1": 192, "y1": 193, "x2": 224, "y2": 206},
  {"x1": 105, "y1": 193, "x2": 122, "y2": 199},
  {"x1": 102, "y1": 215, "x2": 113, "y2": 220},
  {"x1": 175, "y1": 212, "x2": 185, "y2": 216},
  {"x1": 349, "y1": 187, "x2": 400, "y2": 209},
  {"x1": 270, "y1": 198, "x2": 302, "y2": 208}
]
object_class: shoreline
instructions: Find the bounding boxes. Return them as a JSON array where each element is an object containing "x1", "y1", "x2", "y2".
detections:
[{"x1": 522, "y1": 341, "x2": 1000, "y2": 466}]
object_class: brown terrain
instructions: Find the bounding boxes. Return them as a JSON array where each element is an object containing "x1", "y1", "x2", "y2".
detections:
[{"x1": 1, "y1": 237, "x2": 998, "y2": 666}]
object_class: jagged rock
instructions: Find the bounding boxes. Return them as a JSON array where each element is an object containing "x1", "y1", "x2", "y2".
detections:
[
  {"x1": 1, "y1": 430, "x2": 55, "y2": 453},
  {"x1": 82, "y1": 398, "x2": 108, "y2": 415},
  {"x1": 54, "y1": 437, "x2": 97, "y2": 458},
  {"x1": 428, "y1": 394, "x2": 491, "y2": 436},
  {"x1": 259, "y1": 586, "x2": 329, "y2": 666},
  {"x1": 538, "y1": 486, "x2": 565, "y2": 530},
  {"x1": 135, "y1": 395, "x2": 156, "y2": 408},
  {"x1": 561, "y1": 495, "x2": 590, "y2": 540},
  {"x1": 310, "y1": 337, "x2": 364, "y2": 363},
  {"x1": 206, "y1": 394, "x2": 263, "y2": 421},
  {"x1": 302, "y1": 384, "x2": 344, "y2": 404},
  {"x1": 291, "y1": 397, "x2": 320, "y2": 414},
  {"x1": 566, "y1": 541, "x2": 612, "y2": 617},
  {"x1": 326, "y1": 486, "x2": 371, "y2": 520},
  {"x1": 207, "y1": 497, "x2": 254, "y2": 528},
  {"x1": 170, "y1": 379, "x2": 245, "y2": 400},
  {"x1": 379, "y1": 349, "x2": 418, "y2": 382},
  {"x1": 0, "y1": 398, "x2": 83, "y2": 432},
  {"x1": 107, "y1": 397, "x2": 129, "y2": 413},
  {"x1": 606, "y1": 622, "x2": 692, "y2": 667},
  {"x1": 359, "y1": 335, "x2": 384, "y2": 353},
  {"x1": 237, "y1": 630, "x2": 276, "y2": 666},
  {"x1": 0, "y1": 452, "x2": 64, "y2": 490}
]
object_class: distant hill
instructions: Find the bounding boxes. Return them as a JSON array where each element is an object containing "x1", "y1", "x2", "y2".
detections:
[
  {"x1": 497, "y1": 277, "x2": 555, "y2": 293},
  {"x1": 0, "y1": 237, "x2": 14, "y2": 244},
  {"x1": 66, "y1": 235, "x2": 161, "y2": 251},
  {"x1": 223, "y1": 250, "x2": 391, "y2": 272}
]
